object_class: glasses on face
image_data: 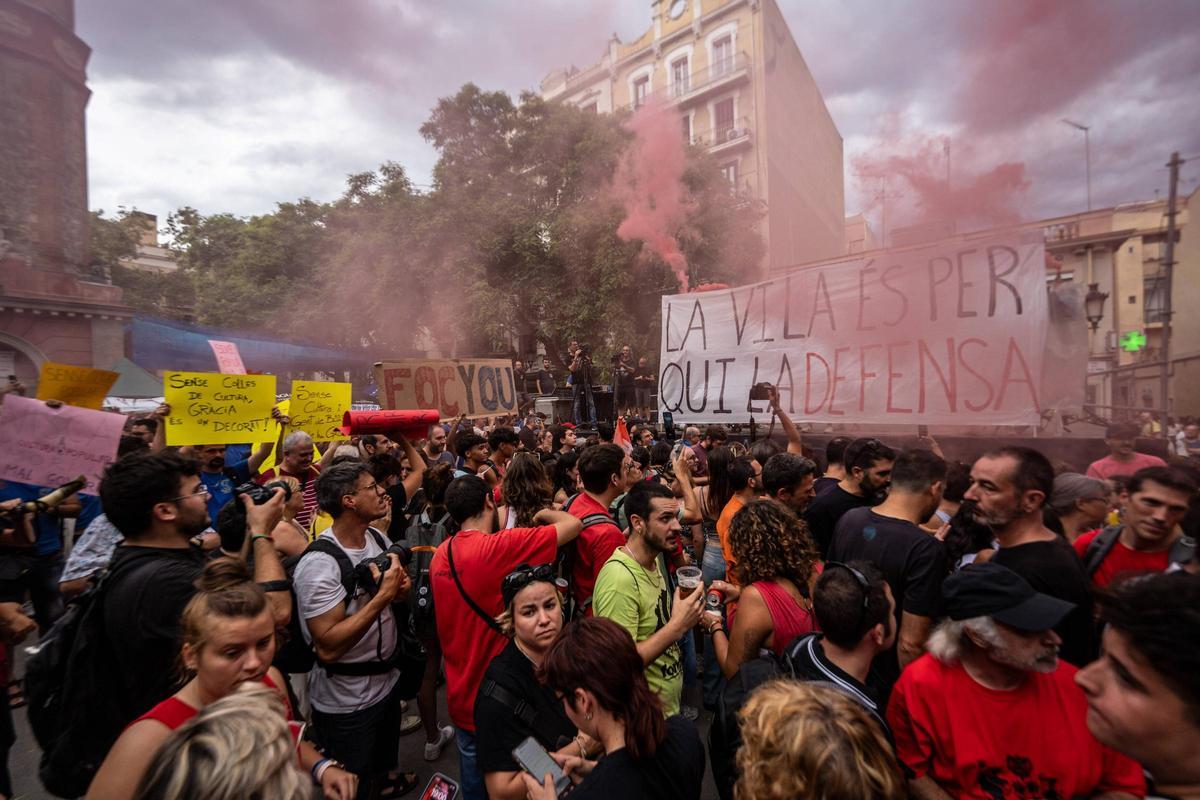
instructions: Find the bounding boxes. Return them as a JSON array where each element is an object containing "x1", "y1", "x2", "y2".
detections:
[
  {"x1": 350, "y1": 481, "x2": 383, "y2": 497},
  {"x1": 169, "y1": 484, "x2": 210, "y2": 502}
]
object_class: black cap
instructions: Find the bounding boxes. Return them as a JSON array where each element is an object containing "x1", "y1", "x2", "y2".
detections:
[{"x1": 942, "y1": 562, "x2": 1075, "y2": 632}]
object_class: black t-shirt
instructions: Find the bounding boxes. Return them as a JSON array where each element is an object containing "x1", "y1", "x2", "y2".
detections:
[
  {"x1": 474, "y1": 641, "x2": 576, "y2": 775},
  {"x1": 990, "y1": 538, "x2": 1097, "y2": 667},
  {"x1": 103, "y1": 544, "x2": 208, "y2": 725},
  {"x1": 535, "y1": 369, "x2": 555, "y2": 394},
  {"x1": 812, "y1": 475, "x2": 839, "y2": 496},
  {"x1": 829, "y1": 508, "x2": 947, "y2": 692},
  {"x1": 570, "y1": 715, "x2": 705, "y2": 800},
  {"x1": 803, "y1": 485, "x2": 874, "y2": 558}
]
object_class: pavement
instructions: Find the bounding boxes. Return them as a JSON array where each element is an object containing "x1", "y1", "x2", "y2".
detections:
[{"x1": 8, "y1": 643, "x2": 721, "y2": 799}]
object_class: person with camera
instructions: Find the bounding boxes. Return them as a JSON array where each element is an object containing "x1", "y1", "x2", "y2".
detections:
[
  {"x1": 570, "y1": 344, "x2": 596, "y2": 427},
  {"x1": 292, "y1": 461, "x2": 418, "y2": 799}
]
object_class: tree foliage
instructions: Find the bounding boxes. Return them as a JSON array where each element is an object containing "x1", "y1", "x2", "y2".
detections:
[{"x1": 92, "y1": 83, "x2": 764, "y2": 370}]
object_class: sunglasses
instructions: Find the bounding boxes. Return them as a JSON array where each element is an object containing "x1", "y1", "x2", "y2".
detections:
[
  {"x1": 825, "y1": 561, "x2": 872, "y2": 631},
  {"x1": 501, "y1": 563, "x2": 561, "y2": 605}
]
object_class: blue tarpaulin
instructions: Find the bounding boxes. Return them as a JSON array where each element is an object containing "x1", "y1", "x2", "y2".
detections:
[{"x1": 127, "y1": 317, "x2": 369, "y2": 375}]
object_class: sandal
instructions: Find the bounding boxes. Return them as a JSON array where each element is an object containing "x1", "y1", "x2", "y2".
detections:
[
  {"x1": 376, "y1": 770, "x2": 420, "y2": 799},
  {"x1": 7, "y1": 679, "x2": 23, "y2": 709}
]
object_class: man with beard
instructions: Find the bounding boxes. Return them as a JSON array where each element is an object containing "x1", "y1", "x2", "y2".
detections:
[
  {"x1": 888, "y1": 563, "x2": 1144, "y2": 800},
  {"x1": 965, "y1": 446, "x2": 1098, "y2": 666},
  {"x1": 423, "y1": 425, "x2": 456, "y2": 468},
  {"x1": 761, "y1": 452, "x2": 819, "y2": 516},
  {"x1": 804, "y1": 437, "x2": 896, "y2": 558},
  {"x1": 830, "y1": 449, "x2": 948, "y2": 691},
  {"x1": 594, "y1": 481, "x2": 704, "y2": 715},
  {"x1": 194, "y1": 441, "x2": 274, "y2": 522},
  {"x1": 99, "y1": 452, "x2": 287, "y2": 732}
]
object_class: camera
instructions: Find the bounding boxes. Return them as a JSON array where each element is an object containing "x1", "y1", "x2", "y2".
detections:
[
  {"x1": 355, "y1": 543, "x2": 413, "y2": 596},
  {"x1": 577, "y1": 344, "x2": 590, "y2": 357},
  {"x1": 748, "y1": 382, "x2": 774, "y2": 401},
  {"x1": 234, "y1": 480, "x2": 292, "y2": 505}
]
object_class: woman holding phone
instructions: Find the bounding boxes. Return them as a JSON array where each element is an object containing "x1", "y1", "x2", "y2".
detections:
[
  {"x1": 474, "y1": 563, "x2": 589, "y2": 800},
  {"x1": 88, "y1": 558, "x2": 357, "y2": 800},
  {"x1": 523, "y1": 617, "x2": 704, "y2": 800}
]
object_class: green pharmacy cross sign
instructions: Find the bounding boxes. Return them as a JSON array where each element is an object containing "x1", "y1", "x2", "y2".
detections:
[{"x1": 1120, "y1": 330, "x2": 1147, "y2": 353}]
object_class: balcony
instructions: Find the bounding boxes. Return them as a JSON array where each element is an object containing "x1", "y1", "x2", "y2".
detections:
[
  {"x1": 694, "y1": 115, "x2": 754, "y2": 154},
  {"x1": 626, "y1": 51, "x2": 752, "y2": 112}
]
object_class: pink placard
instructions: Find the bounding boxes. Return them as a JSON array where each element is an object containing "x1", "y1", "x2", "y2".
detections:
[
  {"x1": 0, "y1": 395, "x2": 126, "y2": 494},
  {"x1": 208, "y1": 339, "x2": 247, "y2": 374}
]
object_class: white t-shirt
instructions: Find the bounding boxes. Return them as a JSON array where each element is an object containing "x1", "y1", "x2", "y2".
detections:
[{"x1": 292, "y1": 528, "x2": 399, "y2": 713}]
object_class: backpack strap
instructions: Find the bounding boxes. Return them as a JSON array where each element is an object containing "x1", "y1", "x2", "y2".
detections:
[
  {"x1": 1082, "y1": 525, "x2": 1123, "y2": 578},
  {"x1": 479, "y1": 678, "x2": 538, "y2": 727},
  {"x1": 448, "y1": 536, "x2": 505, "y2": 634},
  {"x1": 302, "y1": 538, "x2": 359, "y2": 600}
]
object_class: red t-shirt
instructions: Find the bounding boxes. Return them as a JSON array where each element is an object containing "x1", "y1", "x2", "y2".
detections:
[
  {"x1": 1085, "y1": 452, "x2": 1166, "y2": 481},
  {"x1": 567, "y1": 493, "x2": 624, "y2": 612},
  {"x1": 1074, "y1": 528, "x2": 1171, "y2": 588},
  {"x1": 430, "y1": 525, "x2": 558, "y2": 731},
  {"x1": 888, "y1": 654, "x2": 1144, "y2": 799}
]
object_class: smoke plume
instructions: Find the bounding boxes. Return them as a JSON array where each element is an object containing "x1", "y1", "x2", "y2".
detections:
[{"x1": 611, "y1": 100, "x2": 693, "y2": 292}]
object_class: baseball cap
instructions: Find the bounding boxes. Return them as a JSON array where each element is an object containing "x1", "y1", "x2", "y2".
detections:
[{"x1": 942, "y1": 562, "x2": 1075, "y2": 632}]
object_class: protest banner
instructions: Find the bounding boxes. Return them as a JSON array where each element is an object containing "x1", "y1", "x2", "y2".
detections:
[
  {"x1": 0, "y1": 395, "x2": 125, "y2": 493},
  {"x1": 208, "y1": 340, "x2": 248, "y2": 374},
  {"x1": 374, "y1": 359, "x2": 518, "y2": 421},
  {"x1": 658, "y1": 235, "x2": 1052, "y2": 426},
  {"x1": 35, "y1": 362, "x2": 118, "y2": 410},
  {"x1": 289, "y1": 380, "x2": 352, "y2": 441},
  {"x1": 162, "y1": 371, "x2": 277, "y2": 445}
]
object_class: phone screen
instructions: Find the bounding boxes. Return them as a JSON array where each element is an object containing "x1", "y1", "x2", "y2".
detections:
[
  {"x1": 419, "y1": 773, "x2": 459, "y2": 800},
  {"x1": 512, "y1": 737, "x2": 569, "y2": 795}
]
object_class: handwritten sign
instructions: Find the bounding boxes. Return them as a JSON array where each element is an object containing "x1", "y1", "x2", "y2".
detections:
[
  {"x1": 289, "y1": 380, "x2": 351, "y2": 441},
  {"x1": 162, "y1": 371, "x2": 277, "y2": 446},
  {"x1": 659, "y1": 235, "x2": 1051, "y2": 425},
  {"x1": 35, "y1": 362, "x2": 119, "y2": 410},
  {"x1": 374, "y1": 359, "x2": 517, "y2": 421},
  {"x1": 0, "y1": 395, "x2": 125, "y2": 493},
  {"x1": 208, "y1": 340, "x2": 247, "y2": 374}
]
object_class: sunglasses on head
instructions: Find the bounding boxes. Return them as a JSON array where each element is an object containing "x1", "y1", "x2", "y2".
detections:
[
  {"x1": 501, "y1": 563, "x2": 560, "y2": 605},
  {"x1": 824, "y1": 561, "x2": 872, "y2": 632}
]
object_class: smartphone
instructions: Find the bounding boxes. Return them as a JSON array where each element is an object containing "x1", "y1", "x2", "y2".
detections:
[
  {"x1": 918, "y1": 424, "x2": 929, "y2": 438},
  {"x1": 512, "y1": 736, "x2": 571, "y2": 797},
  {"x1": 419, "y1": 773, "x2": 459, "y2": 800}
]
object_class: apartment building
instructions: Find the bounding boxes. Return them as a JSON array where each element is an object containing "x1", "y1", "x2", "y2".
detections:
[{"x1": 540, "y1": 0, "x2": 845, "y2": 273}]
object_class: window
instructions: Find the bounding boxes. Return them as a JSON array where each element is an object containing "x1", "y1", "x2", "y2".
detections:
[
  {"x1": 714, "y1": 98, "x2": 735, "y2": 138},
  {"x1": 720, "y1": 161, "x2": 738, "y2": 190},
  {"x1": 633, "y1": 76, "x2": 650, "y2": 108},
  {"x1": 681, "y1": 114, "x2": 692, "y2": 145},
  {"x1": 712, "y1": 35, "x2": 733, "y2": 76},
  {"x1": 1144, "y1": 276, "x2": 1168, "y2": 323},
  {"x1": 671, "y1": 57, "x2": 690, "y2": 96},
  {"x1": 581, "y1": 103, "x2": 598, "y2": 114}
]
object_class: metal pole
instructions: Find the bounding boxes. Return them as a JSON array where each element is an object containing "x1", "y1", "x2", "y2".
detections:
[{"x1": 1159, "y1": 151, "x2": 1182, "y2": 433}]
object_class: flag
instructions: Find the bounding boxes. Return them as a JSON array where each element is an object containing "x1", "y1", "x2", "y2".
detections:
[{"x1": 614, "y1": 417, "x2": 633, "y2": 454}]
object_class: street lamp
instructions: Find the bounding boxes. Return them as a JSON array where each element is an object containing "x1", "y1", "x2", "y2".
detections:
[
  {"x1": 1084, "y1": 282, "x2": 1108, "y2": 332},
  {"x1": 1062, "y1": 119, "x2": 1092, "y2": 211}
]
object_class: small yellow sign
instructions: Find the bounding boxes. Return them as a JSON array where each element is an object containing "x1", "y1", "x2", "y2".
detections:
[
  {"x1": 36, "y1": 362, "x2": 119, "y2": 410},
  {"x1": 290, "y1": 380, "x2": 352, "y2": 442},
  {"x1": 162, "y1": 371, "x2": 277, "y2": 446}
]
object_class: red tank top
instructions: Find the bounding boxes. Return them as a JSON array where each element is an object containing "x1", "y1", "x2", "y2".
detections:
[
  {"x1": 753, "y1": 579, "x2": 818, "y2": 655},
  {"x1": 133, "y1": 672, "x2": 292, "y2": 731}
]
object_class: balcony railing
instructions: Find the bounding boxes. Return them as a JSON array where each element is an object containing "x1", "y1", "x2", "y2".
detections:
[
  {"x1": 627, "y1": 51, "x2": 752, "y2": 112},
  {"x1": 693, "y1": 115, "x2": 754, "y2": 150}
]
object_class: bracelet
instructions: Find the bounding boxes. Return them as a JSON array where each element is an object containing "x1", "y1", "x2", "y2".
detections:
[
  {"x1": 310, "y1": 758, "x2": 329, "y2": 783},
  {"x1": 575, "y1": 735, "x2": 586, "y2": 759},
  {"x1": 251, "y1": 533, "x2": 274, "y2": 543}
]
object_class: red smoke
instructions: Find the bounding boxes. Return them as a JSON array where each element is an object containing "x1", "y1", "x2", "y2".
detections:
[{"x1": 611, "y1": 100, "x2": 693, "y2": 292}]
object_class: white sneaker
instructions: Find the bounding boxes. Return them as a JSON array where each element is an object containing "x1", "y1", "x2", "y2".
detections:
[{"x1": 424, "y1": 725, "x2": 455, "y2": 761}]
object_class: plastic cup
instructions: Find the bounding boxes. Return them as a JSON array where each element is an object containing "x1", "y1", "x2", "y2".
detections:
[{"x1": 677, "y1": 566, "x2": 702, "y2": 597}]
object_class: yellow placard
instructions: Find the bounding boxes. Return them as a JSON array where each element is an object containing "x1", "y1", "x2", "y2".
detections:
[
  {"x1": 290, "y1": 380, "x2": 351, "y2": 442},
  {"x1": 36, "y1": 362, "x2": 119, "y2": 410},
  {"x1": 162, "y1": 371, "x2": 277, "y2": 446}
]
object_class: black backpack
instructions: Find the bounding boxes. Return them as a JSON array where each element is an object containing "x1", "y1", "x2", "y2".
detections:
[
  {"x1": 1081, "y1": 524, "x2": 1196, "y2": 578},
  {"x1": 273, "y1": 529, "x2": 426, "y2": 698},
  {"x1": 557, "y1": 494, "x2": 616, "y2": 619},
  {"x1": 26, "y1": 557, "x2": 156, "y2": 798},
  {"x1": 398, "y1": 508, "x2": 453, "y2": 640}
]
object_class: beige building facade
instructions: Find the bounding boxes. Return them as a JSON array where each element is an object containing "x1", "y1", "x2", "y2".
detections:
[{"x1": 540, "y1": 0, "x2": 845, "y2": 274}]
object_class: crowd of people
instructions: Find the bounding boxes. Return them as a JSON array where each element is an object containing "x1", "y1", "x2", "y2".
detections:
[{"x1": 0, "y1": 380, "x2": 1197, "y2": 800}]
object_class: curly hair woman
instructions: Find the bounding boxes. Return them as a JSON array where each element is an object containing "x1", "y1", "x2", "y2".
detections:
[
  {"x1": 735, "y1": 681, "x2": 906, "y2": 800},
  {"x1": 704, "y1": 499, "x2": 820, "y2": 679},
  {"x1": 501, "y1": 452, "x2": 555, "y2": 527}
]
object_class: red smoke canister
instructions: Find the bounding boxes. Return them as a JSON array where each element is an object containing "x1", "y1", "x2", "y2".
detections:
[{"x1": 340, "y1": 409, "x2": 441, "y2": 440}]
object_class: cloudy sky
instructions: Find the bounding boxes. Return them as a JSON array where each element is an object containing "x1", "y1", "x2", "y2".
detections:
[{"x1": 78, "y1": 0, "x2": 1200, "y2": 235}]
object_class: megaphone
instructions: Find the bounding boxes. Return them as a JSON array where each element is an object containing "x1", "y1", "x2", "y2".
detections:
[{"x1": 341, "y1": 409, "x2": 441, "y2": 440}]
